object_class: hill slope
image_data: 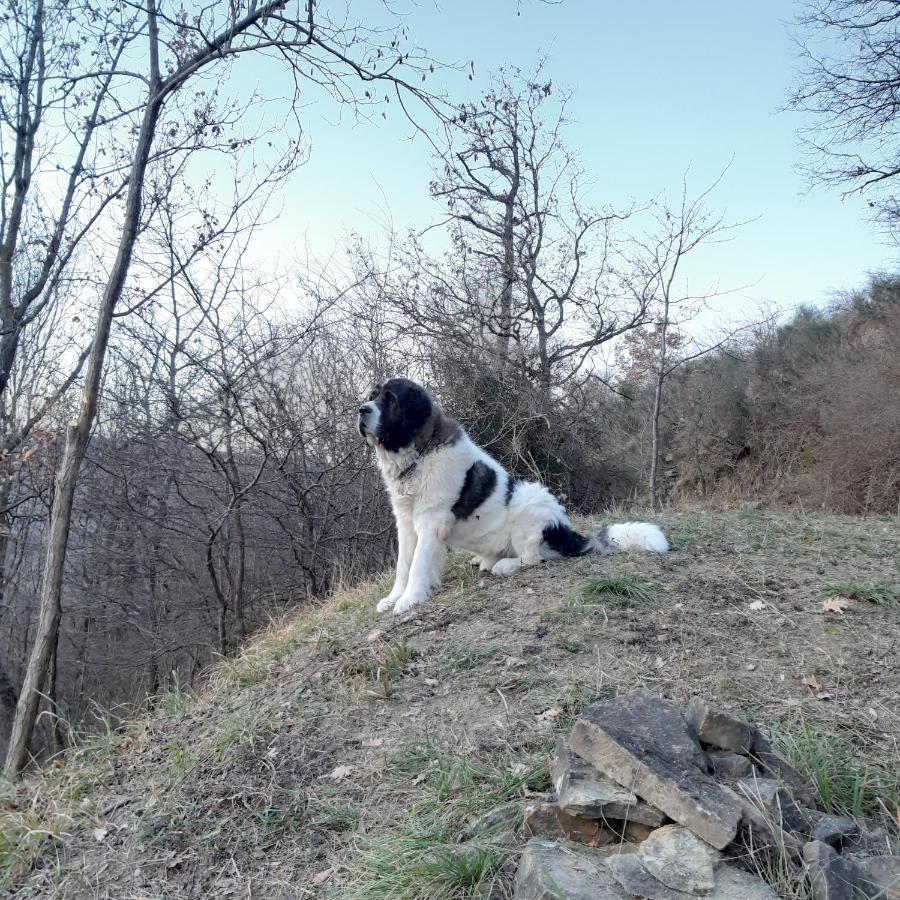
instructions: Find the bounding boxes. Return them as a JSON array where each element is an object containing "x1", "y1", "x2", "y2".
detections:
[{"x1": 2, "y1": 507, "x2": 899, "y2": 898}]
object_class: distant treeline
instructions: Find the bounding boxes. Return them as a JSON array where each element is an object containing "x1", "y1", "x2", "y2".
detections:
[{"x1": 649, "y1": 275, "x2": 900, "y2": 514}]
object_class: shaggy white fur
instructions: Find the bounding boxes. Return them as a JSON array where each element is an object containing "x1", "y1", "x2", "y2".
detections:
[{"x1": 362, "y1": 398, "x2": 668, "y2": 615}]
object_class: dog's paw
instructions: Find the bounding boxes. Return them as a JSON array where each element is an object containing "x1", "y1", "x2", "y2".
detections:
[
  {"x1": 376, "y1": 594, "x2": 398, "y2": 613},
  {"x1": 491, "y1": 557, "x2": 523, "y2": 576},
  {"x1": 392, "y1": 591, "x2": 426, "y2": 615}
]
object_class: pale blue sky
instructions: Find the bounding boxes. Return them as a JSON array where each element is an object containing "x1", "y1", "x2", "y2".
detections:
[{"x1": 247, "y1": 0, "x2": 897, "y2": 322}]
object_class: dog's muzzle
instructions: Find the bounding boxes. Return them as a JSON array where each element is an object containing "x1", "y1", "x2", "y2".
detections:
[{"x1": 357, "y1": 403, "x2": 373, "y2": 438}]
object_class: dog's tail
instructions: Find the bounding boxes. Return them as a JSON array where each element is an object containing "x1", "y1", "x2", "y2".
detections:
[{"x1": 588, "y1": 522, "x2": 669, "y2": 555}]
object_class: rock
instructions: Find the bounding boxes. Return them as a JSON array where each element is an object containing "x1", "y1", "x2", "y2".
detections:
[
  {"x1": 811, "y1": 815, "x2": 860, "y2": 850},
  {"x1": 570, "y1": 693, "x2": 742, "y2": 849},
  {"x1": 737, "y1": 776, "x2": 779, "y2": 808},
  {"x1": 606, "y1": 852, "x2": 695, "y2": 900},
  {"x1": 686, "y1": 697, "x2": 754, "y2": 753},
  {"x1": 747, "y1": 730, "x2": 818, "y2": 807},
  {"x1": 553, "y1": 738, "x2": 666, "y2": 826},
  {"x1": 709, "y1": 865, "x2": 779, "y2": 899},
  {"x1": 736, "y1": 776, "x2": 811, "y2": 836},
  {"x1": 851, "y1": 854, "x2": 900, "y2": 896},
  {"x1": 595, "y1": 841, "x2": 641, "y2": 857},
  {"x1": 513, "y1": 838, "x2": 628, "y2": 899},
  {"x1": 465, "y1": 800, "x2": 524, "y2": 838},
  {"x1": 723, "y1": 784, "x2": 804, "y2": 863},
  {"x1": 638, "y1": 824, "x2": 718, "y2": 894},
  {"x1": 706, "y1": 750, "x2": 754, "y2": 779},
  {"x1": 523, "y1": 801, "x2": 610, "y2": 847},
  {"x1": 622, "y1": 820, "x2": 657, "y2": 843},
  {"x1": 804, "y1": 845, "x2": 900, "y2": 900},
  {"x1": 803, "y1": 840, "x2": 863, "y2": 900}
]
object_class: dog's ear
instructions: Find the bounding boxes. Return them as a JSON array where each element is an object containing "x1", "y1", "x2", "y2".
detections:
[{"x1": 399, "y1": 382, "x2": 432, "y2": 429}]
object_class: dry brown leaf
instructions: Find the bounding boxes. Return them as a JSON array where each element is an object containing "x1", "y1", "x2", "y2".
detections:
[
  {"x1": 823, "y1": 597, "x2": 850, "y2": 614},
  {"x1": 536, "y1": 706, "x2": 562, "y2": 723},
  {"x1": 802, "y1": 675, "x2": 821, "y2": 692}
]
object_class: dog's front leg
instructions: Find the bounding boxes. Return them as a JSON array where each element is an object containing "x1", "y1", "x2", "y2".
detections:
[
  {"x1": 377, "y1": 513, "x2": 417, "y2": 613},
  {"x1": 392, "y1": 516, "x2": 449, "y2": 615}
]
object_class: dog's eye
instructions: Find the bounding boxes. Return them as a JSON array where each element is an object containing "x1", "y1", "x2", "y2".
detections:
[
  {"x1": 368, "y1": 389, "x2": 379, "y2": 401},
  {"x1": 385, "y1": 392, "x2": 396, "y2": 404}
]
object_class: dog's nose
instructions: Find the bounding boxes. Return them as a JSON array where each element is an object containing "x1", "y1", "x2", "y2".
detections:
[{"x1": 358, "y1": 406, "x2": 369, "y2": 416}]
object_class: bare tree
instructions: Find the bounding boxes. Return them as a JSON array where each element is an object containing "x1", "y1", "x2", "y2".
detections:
[
  {"x1": 4, "y1": 0, "x2": 444, "y2": 777},
  {"x1": 791, "y1": 1, "x2": 900, "y2": 228},
  {"x1": 370, "y1": 70, "x2": 645, "y2": 397},
  {"x1": 620, "y1": 176, "x2": 747, "y2": 509}
]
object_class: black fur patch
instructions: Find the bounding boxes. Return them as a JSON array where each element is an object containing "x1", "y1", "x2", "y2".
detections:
[
  {"x1": 504, "y1": 476, "x2": 520, "y2": 505},
  {"x1": 542, "y1": 522, "x2": 591, "y2": 557},
  {"x1": 373, "y1": 377, "x2": 433, "y2": 452},
  {"x1": 452, "y1": 461, "x2": 497, "y2": 520}
]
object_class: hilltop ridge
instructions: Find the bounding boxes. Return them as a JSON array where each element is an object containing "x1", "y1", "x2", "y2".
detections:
[{"x1": 2, "y1": 507, "x2": 898, "y2": 898}]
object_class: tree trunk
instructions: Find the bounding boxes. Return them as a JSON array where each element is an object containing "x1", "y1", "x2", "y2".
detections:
[
  {"x1": 648, "y1": 307, "x2": 670, "y2": 512},
  {"x1": 497, "y1": 197, "x2": 515, "y2": 369},
  {"x1": 3, "y1": 19, "x2": 164, "y2": 776},
  {"x1": 648, "y1": 369, "x2": 665, "y2": 510}
]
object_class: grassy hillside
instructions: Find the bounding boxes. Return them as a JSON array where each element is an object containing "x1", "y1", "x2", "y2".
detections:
[{"x1": 2, "y1": 507, "x2": 899, "y2": 899}]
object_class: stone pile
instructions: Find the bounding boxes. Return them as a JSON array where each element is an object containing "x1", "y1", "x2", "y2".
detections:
[{"x1": 500, "y1": 692, "x2": 899, "y2": 899}]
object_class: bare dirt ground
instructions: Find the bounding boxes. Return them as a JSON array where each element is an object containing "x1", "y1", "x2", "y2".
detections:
[{"x1": 2, "y1": 505, "x2": 898, "y2": 898}]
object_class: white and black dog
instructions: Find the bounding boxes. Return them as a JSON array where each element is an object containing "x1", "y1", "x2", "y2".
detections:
[{"x1": 358, "y1": 378, "x2": 668, "y2": 615}]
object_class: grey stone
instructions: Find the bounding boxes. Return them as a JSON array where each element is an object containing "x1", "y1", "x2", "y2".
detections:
[
  {"x1": 736, "y1": 776, "x2": 813, "y2": 836},
  {"x1": 622, "y1": 820, "x2": 657, "y2": 843},
  {"x1": 465, "y1": 800, "x2": 524, "y2": 838},
  {"x1": 570, "y1": 693, "x2": 742, "y2": 849},
  {"x1": 686, "y1": 697, "x2": 754, "y2": 753},
  {"x1": 706, "y1": 750, "x2": 754, "y2": 779},
  {"x1": 512, "y1": 838, "x2": 628, "y2": 899},
  {"x1": 722, "y1": 784, "x2": 804, "y2": 863},
  {"x1": 523, "y1": 800, "x2": 610, "y2": 847},
  {"x1": 803, "y1": 840, "x2": 864, "y2": 900},
  {"x1": 811, "y1": 815, "x2": 861, "y2": 850},
  {"x1": 851, "y1": 854, "x2": 900, "y2": 896},
  {"x1": 748, "y1": 730, "x2": 818, "y2": 807},
  {"x1": 639, "y1": 824, "x2": 718, "y2": 894},
  {"x1": 606, "y1": 852, "x2": 696, "y2": 900},
  {"x1": 553, "y1": 737, "x2": 666, "y2": 826},
  {"x1": 708, "y1": 865, "x2": 780, "y2": 899},
  {"x1": 737, "y1": 776, "x2": 779, "y2": 808},
  {"x1": 595, "y1": 841, "x2": 641, "y2": 857}
]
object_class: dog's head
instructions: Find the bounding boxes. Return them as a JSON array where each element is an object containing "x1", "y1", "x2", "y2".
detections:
[{"x1": 357, "y1": 378, "x2": 434, "y2": 452}]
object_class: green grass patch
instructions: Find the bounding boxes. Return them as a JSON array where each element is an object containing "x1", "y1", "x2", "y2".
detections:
[
  {"x1": 309, "y1": 797, "x2": 360, "y2": 833},
  {"x1": 253, "y1": 792, "x2": 306, "y2": 848},
  {"x1": 772, "y1": 721, "x2": 900, "y2": 824},
  {"x1": 354, "y1": 750, "x2": 548, "y2": 898},
  {"x1": 164, "y1": 741, "x2": 196, "y2": 776},
  {"x1": 214, "y1": 712, "x2": 260, "y2": 756},
  {"x1": 354, "y1": 820, "x2": 507, "y2": 899},
  {"x1": 824, "y1": 581, "x2": 899, "y2": 608},
  {"x1": 581, "y1": 574, "x2": 656, "y2": 604}
]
